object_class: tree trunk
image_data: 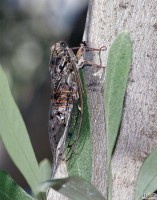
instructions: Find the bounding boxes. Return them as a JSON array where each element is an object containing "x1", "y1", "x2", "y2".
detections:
[
  {"x1": 48, "y1": 0, "x2": 157, "y2": 199},
  {"x1": 83, "y1": 0, "x2": 157, "y2": 199}
]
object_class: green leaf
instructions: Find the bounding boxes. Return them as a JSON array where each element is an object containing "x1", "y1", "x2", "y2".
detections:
[
  {"x1": 39, "y1": 158, "x2": 52, "y2": 182},
  {"x1": 38, "y1": 176, "x2": 105, "y2": 200},
  {"x1": 105, "y1": 32, "x2": 132, "y2": 199},
  {"x1": 135, "y1": 148, "x2": 157, "y2": 200},
  {"x1": 67, "y1": 70, "x2": 92, "y2": 181},
  {"x1": 38, "y1": 159, "x2": 52, "y2": 200},
  {"x1": 105, "y1": 32, "x2": 132, "y2": 160},
  {"x1": 0, "y1": 170, "x2": 34, "y2": 200},
  {"x1": 0, "y1": 66, "x2": 40, "y2": 193}
]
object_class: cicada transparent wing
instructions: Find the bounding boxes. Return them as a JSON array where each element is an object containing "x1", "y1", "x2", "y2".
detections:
[{"x1": 65, "y1": 97, "x2": 83, "y2": 160}]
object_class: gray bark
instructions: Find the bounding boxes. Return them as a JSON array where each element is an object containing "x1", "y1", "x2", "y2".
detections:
[
  {"x1": 83, "y1": 0, "x2": 157, "y2": 200},
  {"x1": 48, "y1": 0, "x2": 157, "y2": 199}
]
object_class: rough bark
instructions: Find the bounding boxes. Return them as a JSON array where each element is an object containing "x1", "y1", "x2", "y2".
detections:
[{"x1": 83, "y1": 0, "x2": 157, "y2": 200}]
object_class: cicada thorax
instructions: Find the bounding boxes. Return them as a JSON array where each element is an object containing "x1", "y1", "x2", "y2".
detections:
[{"x1": 48, "y1": 41, "x2": 82, "y2": 177}]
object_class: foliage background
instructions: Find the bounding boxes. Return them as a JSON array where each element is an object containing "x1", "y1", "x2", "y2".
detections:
[{"x1": 0, "y1": 0, "x2": 88, "y2": 191}]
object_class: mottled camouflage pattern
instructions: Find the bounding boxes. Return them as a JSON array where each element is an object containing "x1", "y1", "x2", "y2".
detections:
[{"x1": 48, "y1": 41, "x2": 84, "y2": 177}]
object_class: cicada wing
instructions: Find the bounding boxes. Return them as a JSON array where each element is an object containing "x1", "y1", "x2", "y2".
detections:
[
  {"x1": 65, "y1": 100, "x2": 84, "y2": 162},
  {"x1": 49, "y1": 111, "x2": 72, "y2": 177},
  {"x1": 63, "y1": 59, "x2": 84, "y2": 163}
]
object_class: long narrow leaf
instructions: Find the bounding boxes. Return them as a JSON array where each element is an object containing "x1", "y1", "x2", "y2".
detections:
[
  {"x1": 105, "y1": 32, "x2": 132, "y2": 159},
  {"x1": 67, "y1": 70, "x2": 92, "y2": 181},
  {"x1": 38, "y1": 176, "x2": 105, "y2": 200},
  {"x1": 105, "y1": 32, "x2": 132, "y2": 199},
  {"x1": 105, "y1": 32, "x2": 132, "y2": 157},
  {"x1": 39, "y1": 158, "x2": 52, "y2": 182},
  {"x1": 0, "y1": 66, "x2": 40, "y2": 193},
  {"x1": 0, "y1": 170, "x2": 34, "y2": 200},
  {"x1": 135, "y1": 149, "x2": 157, "y2": 200}
]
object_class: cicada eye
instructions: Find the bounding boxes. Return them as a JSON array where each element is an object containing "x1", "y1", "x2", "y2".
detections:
[{"x1": 60, "y1": 41, "x2": 67, "y2": 48}]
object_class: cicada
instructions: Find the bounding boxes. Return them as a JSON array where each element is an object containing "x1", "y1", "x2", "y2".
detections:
[
  {"x1": 48, "y1": 41, "x2": 105, "y2": 177},
  {"x1": 48, "y1": 41, "x2": 86, "y2": 177}
]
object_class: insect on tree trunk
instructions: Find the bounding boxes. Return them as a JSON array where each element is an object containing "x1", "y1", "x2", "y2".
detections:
[{"x1": 48, "y1": 0, "x2": 157, "y2": 199}]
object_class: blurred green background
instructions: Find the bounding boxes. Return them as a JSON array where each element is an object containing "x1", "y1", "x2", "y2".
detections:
[{"x1": 0, "y1": 0, "x2": 88, "y2": 190}]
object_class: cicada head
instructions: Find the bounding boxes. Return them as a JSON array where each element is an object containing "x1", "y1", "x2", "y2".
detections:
[{"x1": 50, "y1": 41, "x2": 68, "y2": 55}]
